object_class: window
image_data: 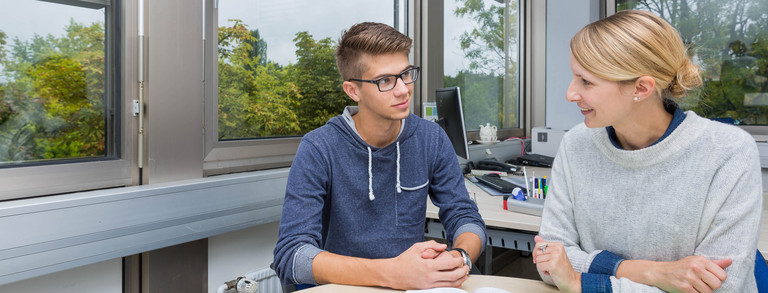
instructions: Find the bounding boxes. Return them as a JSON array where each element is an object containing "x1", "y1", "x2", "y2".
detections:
[
  {"x1": 444, "y1": 0, "x2": 521, "y2": 131},
  {"x1": 0, "y1": 0, "x2": 128, "y2": 200},
  {"x1": 204, "y1": 0, "x2": 408, "y2": 174},
  {"x1": 616, "y1": 0, "x2": 768, "y2": 125},
  {"x1": 216, "y1": 1, "x2": 407, "y2": 139},
  {"x1": 0, "y1": 0, "x2": 118, "y2": 167}
]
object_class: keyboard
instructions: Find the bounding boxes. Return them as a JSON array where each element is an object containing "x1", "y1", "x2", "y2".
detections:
[
  {"x1": 516, "y1": 153, "x2": 554, "y2": 167},
  {"x1": 475, "y1": 175, "x2": 519, "y2": 193}
]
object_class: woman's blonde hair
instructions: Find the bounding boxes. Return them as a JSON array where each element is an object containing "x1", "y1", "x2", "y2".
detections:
[{"x1": 570, "y1": 10, "x2": 702, "y2": 98}]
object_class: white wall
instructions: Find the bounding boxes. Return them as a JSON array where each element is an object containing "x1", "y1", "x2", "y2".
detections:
[
  {"x1": 208, "y1": 222, "x2": 281, "y2": 293},
  {"x1": 0, "y1": 259, "x2": 121, "y2": 293},
  {"x1": 545, "y1": 0, "x2": 601, "y2": 131}
]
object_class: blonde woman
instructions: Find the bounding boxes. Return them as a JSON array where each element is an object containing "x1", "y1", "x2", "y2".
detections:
[{"x1": 534, "y1": 10, "x2": 762, "y2": 292}]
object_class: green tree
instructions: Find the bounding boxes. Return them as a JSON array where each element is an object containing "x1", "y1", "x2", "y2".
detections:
[
  {"x1": 619, "y1": 0, "x2": 768, "y2": 124},
  {"x1": 288, "y1": 32, "x2": 348, "y2": 133},
  {"x1": 445, "y1": 71, "x2": 503, "y2": 128},
  {"x1": 0, "y1": 20, "x2": 105, "y2": 162},
  {"x1": 217, "y1": 20, "x2": 301, "y2": 139},
  {"x1": 248, "y1": 29, "x2": 268, "y2": 68},
  {"x1": 217, "y1": 20, "x2": 349, "y2": 139},
  {"x1": 447, "y1": 0, "x2": 519, "y2": 129},
  {"x1": 454, "y1": 0, "x2": 508, "y2": 75}
]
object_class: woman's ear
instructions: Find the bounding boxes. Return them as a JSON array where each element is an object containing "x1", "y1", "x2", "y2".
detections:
[
  {"x1": 343, "y1": 81, "x2": 361, "y2": 102},
  {"x1": 632, "y1": 76, "x2": 657, "y2": 102}
]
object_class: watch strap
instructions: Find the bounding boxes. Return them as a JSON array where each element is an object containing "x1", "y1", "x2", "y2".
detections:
[{"x1": 451, "y1": 247, "x2": 472, "y2": 271}]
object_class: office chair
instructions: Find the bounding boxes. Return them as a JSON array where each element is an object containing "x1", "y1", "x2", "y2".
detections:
[{"x1": 756, "y1": 250, "x2": 767, "y2": 292}]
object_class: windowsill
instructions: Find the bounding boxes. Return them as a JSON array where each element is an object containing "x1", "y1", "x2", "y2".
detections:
[{"x1": 0, "y1": 168, "x2": 289, "y2": 286}]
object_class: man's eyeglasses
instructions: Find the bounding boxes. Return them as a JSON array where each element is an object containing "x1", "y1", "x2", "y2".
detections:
[{"x1": 347, "y1": 66, "x2": 420, "y2": 92}]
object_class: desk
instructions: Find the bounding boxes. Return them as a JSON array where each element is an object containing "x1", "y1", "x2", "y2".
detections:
[
  {"x1": 299, "y1": 275, "x2": 558, "y2": 292},
  {"x1": 425, "y1": 167, "x2": 551, "y2": 252}
]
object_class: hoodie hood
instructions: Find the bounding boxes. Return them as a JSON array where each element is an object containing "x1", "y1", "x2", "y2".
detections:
[{"x1": 327, "y1": 106, "x2": 421, "y2": 200}]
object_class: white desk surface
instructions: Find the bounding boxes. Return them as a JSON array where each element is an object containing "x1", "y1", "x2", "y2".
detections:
[{"x1": 299, "y1": 275, "x2": 559, "y2": 293}]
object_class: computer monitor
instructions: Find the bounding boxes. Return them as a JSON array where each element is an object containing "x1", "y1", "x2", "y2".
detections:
[{"x1": 435, "y1": 86, "x2": 470, "y2": 160}]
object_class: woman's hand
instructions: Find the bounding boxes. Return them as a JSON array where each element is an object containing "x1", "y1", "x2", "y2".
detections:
[
  {"x1": 533, "y1": 235, "x2": 581, "y2": 293},
  {"x1": 623, "y1": 256, "x2": 730, "y2": 293}
]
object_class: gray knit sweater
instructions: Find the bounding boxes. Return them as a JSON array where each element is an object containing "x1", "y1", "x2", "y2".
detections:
[{"x1": 539, "y1": 111, "x2": 762, "y2": 292}]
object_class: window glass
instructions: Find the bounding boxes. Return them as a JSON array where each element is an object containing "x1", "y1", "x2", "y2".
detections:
[
  {"x1": 617, "y1": 1, "x2": 768, "y2": 125},
  {"x1": 0, "y1": 1, "x2": 110, "y2": 166},
  {"x1": 217, "y1": 0, "x2": 407, "y2": 140},
  {"x1": 444, "y1": 0, "x2": 520, "y2": 131}
]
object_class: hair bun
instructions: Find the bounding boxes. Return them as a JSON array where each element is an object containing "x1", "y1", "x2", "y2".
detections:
[{"x1": 667, "y1": 58, "x2": 702, "y2": 98}]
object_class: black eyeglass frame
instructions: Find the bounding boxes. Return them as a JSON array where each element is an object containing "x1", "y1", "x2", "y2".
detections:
[{"x1": 347, "y1": 66, "x2": 421, "y2": 92}]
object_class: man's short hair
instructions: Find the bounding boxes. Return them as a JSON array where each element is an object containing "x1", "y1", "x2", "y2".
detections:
[{"x1": 335, "y1": 22, "x2": 412, "y2": 81}]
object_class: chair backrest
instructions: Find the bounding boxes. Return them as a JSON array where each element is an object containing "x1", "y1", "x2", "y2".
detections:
[{"x1": 756, "y1": 250, "x2": 768, "y2": 292}]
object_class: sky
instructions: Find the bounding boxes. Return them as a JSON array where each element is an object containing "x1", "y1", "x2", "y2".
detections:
[
  {"x1": 218, "y1": 0, "x2": 401, "y2": 67},
  {"x1": 0, "y1": 1, "x2": 104, "y2": 81},
  {"x1": 0, "y1": 1, "x2": 103, "y2": 43},
  {"x1": 0, "y1": 0, "x2": 476, "y2": 77},
  {"x1": 218, "y1": 0, "x2": 474, "y2": 75}
]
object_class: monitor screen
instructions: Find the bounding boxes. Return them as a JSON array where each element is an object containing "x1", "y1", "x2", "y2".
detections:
[{"x1": 435, "y1": 87, "x2": 469, "y2": 160}]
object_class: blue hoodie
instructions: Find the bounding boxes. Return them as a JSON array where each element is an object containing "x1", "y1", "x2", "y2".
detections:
[{"x1": 273, "y1": 107, "x2": 487, "y2": 285}]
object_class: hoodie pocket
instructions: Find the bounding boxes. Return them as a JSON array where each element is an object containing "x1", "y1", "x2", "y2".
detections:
[{"x1": 395, "y1": 179, "x2": 429, "y2": 226}]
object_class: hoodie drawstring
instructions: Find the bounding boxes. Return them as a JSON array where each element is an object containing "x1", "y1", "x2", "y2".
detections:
[
  {"x1": 367, "y1": 146, "x2": 375, "y2": 201},
  {"x1": 367, "y1": 141, "x2": 403, "y2": 201},
  {"x1": 396, "y1": 141, "x2": 402, "y2": 193}
]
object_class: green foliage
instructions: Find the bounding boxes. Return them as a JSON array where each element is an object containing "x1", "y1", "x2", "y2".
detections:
[
  {"x1": 288, "y1": 32, "x2": 348, "y2": 132},
  {"x1": 0, "y1": 30, "x2": 6, "y2": 61},
  {"x1": 445, "y1": 71, "x2": 505, "y2": 130},
  {"x1": 448, "y1": 0, "x2": 519, "y2": 129},
  {"x1": 618, "y1": 0, "x2": 768, "y2": 124},
  {"x1": 217, "y1": 20, "x2": 350, "y2": 139},
  {"x1": 0, "y1": 20, "x2": 105, "y2": 163},
  {"x1": 454, "y1": 0, "x2": 510, "y2": 75}
]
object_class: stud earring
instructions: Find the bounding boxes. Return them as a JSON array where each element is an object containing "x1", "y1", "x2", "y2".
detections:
[{"x1": 633, "y1": 97, "x2": 639, "y2": 101}]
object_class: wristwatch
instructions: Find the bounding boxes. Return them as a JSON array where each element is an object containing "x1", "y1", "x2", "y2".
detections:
[{"x1": 451, "y1": 247, "x2": 472, "y2": 271}]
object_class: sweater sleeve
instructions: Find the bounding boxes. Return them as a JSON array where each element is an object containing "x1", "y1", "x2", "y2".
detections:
[
  {"x1": 686, "y1": 135, "x2": 762, "y2": 292},
  {"x1": 428, "y1": 129, "x2": 487, "y2": 248},
  {"x1": 272, "y1": 139, "x2": 328, "y2": 285}
]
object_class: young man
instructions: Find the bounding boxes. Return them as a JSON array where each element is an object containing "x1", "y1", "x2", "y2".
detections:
[{"x1": 272, "y1": 22, "x2": 486, "y2": 290}]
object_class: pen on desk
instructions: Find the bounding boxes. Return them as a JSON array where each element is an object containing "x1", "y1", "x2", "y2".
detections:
[
  {"x1": 523, "y1": 167, "x2": 531, "y2": 198},
  {"x1": 539, "y1": 178, "x2": 543, "y2": 198},
  {"x1": 538, "y1": 178, "x2": 543, "y2": 198}
]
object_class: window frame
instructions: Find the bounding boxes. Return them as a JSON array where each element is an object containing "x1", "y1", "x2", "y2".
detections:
[
  {"x1": 415, "y1": 0, "x2": 532, "y2": 143},
  {"x1": 0, "y1": 0, "x2": 134, "y2": 200},
  {"x1": 202, "y1": 0, "x2": 413, "y2": 176},
  {"x1": 201, "y1": 0, "x2": 538, "y2": 176}
]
